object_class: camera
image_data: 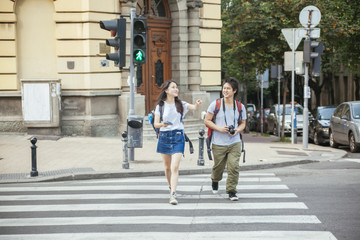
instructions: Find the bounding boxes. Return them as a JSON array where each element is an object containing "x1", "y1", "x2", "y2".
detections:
[{"x1": 228, "y1": 125, "x2": 235, "y2": 135}]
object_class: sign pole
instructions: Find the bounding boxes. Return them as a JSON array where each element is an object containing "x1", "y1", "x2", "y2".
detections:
[
  {"x1": 291, "y1": 28, "x2": 295, "y2": 144},
  {"x1": 277, "y1": 65, "x2": 281, "y2": 137},
  {"x1": 303, "y1": 59, "x2": 309, "y2": 149},
  {"x1": 300, "y1": 5, "x2": 321, "y2": 149}
]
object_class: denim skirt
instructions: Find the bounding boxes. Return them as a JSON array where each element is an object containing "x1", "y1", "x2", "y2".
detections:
[{"x1": 157, "y1": 129, "x2": 185, "y2": 155}]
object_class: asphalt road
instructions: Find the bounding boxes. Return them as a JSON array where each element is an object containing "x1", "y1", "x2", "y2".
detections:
[
  {"x1": 267, "y1": 160, "x2": 360, "y2": 240},
  {"x1": 1, "y1": 160, "x2": 359, "y2": 239}
]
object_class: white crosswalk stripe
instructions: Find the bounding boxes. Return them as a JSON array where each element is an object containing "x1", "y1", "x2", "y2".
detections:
[{"x1": 0, "y1": 172, "x2": 337, "y2": 240}]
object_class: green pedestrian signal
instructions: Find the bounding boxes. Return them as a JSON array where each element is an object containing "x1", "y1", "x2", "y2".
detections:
[
  {"x1": 132, "y1": 17, "x2": 146, "y2": 65},
  {"x1": 134, "y1": 50, "x2": 144, "y2": 62}
]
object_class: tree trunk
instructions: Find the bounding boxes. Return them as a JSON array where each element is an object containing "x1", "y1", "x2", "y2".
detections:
[{"x1": 355, "y1": 74, "x2": 360, "y2": 100}]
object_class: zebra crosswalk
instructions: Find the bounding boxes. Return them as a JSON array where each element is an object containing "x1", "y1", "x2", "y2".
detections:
[{"x1": 0, "y1": 172, "x2": 337, "y2": 239}]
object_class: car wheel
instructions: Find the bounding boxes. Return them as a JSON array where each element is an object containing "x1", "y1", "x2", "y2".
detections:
[
  {"x1": 314, "y1": 132, "x2": 319, "y2": 145},
  {"x1": 329, "y1": 131, "x2": 339, "y2": 148},
  {"x1": 349, "y1": 132, "x2": 360, "y2": 153}
]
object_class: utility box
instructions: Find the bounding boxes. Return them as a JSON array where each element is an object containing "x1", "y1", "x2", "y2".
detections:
[
  {"x1": 127, "y1": 115, "x2": 143, "y2": 148},
  {"x1": 21, "y1": 79, "x2": 61, "y2": 127}
]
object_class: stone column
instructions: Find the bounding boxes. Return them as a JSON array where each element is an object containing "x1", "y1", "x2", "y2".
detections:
[
  {"x1": 187, "y1": 0, "x2": 203, "y2": 91},
  {"x1": 171, "y1": 6, "x2": 189, "y2": 93}
]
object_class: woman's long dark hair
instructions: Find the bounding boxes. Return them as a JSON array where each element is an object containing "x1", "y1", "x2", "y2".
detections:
[{"x1": 157, "y1": 80, "x2": 184, "y2": 114}]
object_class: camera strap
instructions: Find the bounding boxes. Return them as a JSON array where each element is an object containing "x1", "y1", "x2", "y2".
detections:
[{"x1": 222, "y1": 99, "x2": 236, "y2": 127}]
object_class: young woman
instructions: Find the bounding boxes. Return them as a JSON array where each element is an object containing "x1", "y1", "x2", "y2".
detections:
[{"x1": 154, "y1": 80, "x2": 202, "y2": 205}]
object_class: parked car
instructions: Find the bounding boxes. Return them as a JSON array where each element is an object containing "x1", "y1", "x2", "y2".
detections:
[
  {"x1": 247, "y1": 103, "x2": 256, "y2": 118},
  {"x1": 256, "y1": 108, "x2": 270, "y2": 132},
  {"x1": 329, "y1": 101, "x2": 360, "y2": 153},
  {"x1": 248, "y1": 108, "x2": 270, "y2": 132},
  {"x1": 267, "y1": 104, "x2": 304, "y2": 135},
  {"x1": 309, "y1": 106, "x2": 337, "y2": 145}
]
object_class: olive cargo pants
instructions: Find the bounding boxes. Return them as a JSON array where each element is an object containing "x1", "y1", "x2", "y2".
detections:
[{"x1": 211, "y1": 142, "x2": 242, "y2": 193}]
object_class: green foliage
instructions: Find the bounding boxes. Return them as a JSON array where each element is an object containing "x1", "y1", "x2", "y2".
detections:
[{"x1": 221, "y1": 0, "x2": 360, "y2": 102}]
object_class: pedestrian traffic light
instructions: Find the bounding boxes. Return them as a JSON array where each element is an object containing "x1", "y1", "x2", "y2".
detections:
[
  {"x1": 303, "y1": 39, "x2": 324, "y2": 77},
  {"x1": 100, "y1": 18, "x2": 126, "y2": 68},
  {"x1": 132, "y1": 17, "x2": 146, "y2": 65}
]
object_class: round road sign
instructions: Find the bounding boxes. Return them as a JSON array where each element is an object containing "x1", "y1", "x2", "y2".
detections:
[{"x1": 299, "y1": 6, "x2": 321, "y2": 28}]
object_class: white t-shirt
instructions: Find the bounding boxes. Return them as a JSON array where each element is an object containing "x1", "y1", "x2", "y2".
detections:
[
  {"x1": 155, "y1": 101, "x2": 189, "y2": 131},
  {"x1": 207, "y1": 99, "x2": 247, "y2": 146}
]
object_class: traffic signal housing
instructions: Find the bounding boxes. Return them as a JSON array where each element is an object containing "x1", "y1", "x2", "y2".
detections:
[
  {"x1": 100, "y1": 18, "x2": 126, "y2": 68},
  {"x1": 132, "y1": 17, "x2": 147, "y2": 65},
  {"x1": 303, "y1": 39, "x2": 324, "y2": 77}
]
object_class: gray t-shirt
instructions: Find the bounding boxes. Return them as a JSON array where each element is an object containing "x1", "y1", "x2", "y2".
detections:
[{"x1": 207, "y1": 99, "x2": 247, "y2": 146}]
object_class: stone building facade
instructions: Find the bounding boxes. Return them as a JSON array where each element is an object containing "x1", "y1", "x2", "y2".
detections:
[{"x1": 0, "y1": 0, "x2": 222, "y2": 136}]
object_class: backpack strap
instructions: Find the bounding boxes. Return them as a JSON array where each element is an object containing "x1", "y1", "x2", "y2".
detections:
[
  {"x1": 213, "y1": 98, "x2": 222, "y2": 120},
  {"x1": 235, "y1": 100, "x2": 243, "y2": 123},
  {"x1": 159, "y1": 102, "x2": 164, "y2": 122},
  {"x1": 235, "y1": 100, "x2": 246, "y2": 163}
]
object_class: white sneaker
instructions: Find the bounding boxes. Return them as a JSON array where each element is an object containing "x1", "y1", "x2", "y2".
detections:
[{"x1": 169, "y1": 192, "x2": 178, "y2": 205}]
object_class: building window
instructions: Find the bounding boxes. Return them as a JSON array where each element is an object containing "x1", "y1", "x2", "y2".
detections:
[
  {"x1": 155, "y1": 60, "x2": 163, "y2": 87},
  {"x1": 137, "y1": 0, "x2": 169, "y2": 18}
]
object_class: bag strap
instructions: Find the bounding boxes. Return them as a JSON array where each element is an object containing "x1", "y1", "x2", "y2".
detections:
[
  {"x1": 235, "y1": 100, "x2": 243, "y2": 123},
  {"x1": 159, "y1": 103, "x2": 164, "y2": 122},
  {"x1": 213, "y1": 98, "x2": 222, "y2": 120},
  {"x1": 184, "y1": 133, "x2": 194, "y2": 154}
]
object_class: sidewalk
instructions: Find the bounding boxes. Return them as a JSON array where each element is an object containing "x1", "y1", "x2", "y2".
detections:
[{"x1": 0, "y1": 133, "x2": 347, "y2": 183}]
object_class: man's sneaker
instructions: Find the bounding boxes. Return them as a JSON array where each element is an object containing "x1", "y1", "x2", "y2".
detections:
[
  {"x1": 229, "y1": 192, "x2": 238, "y2": 201},
  {"x1": 212, "y1": 181, "x2": 219, "y2": 194},
  {"x1": 169, "y1": 192, "x2": 178, "y2": 205}
]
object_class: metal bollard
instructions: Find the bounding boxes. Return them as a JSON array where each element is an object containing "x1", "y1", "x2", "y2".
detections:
[
  {"x1": 30, "y1": 137, "x2": 38, "y2": 177},
  {"x1": 197, "y1": 129, "x2": 205, "y2": 166},
  {"x1": 121, "y1": 131, "x2": 129, "y2": 169}
]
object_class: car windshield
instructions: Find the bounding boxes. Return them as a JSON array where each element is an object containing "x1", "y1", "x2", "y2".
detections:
[
  {"x1": 318, "y1": 107, "x2": 336, "y2": 120},
  {"x1": 278, "y1": 106, "x2": 303, "y2": 115},
  {"x1": 352, "y1": 103, "x2": 360, "y2": 119},
  {"x1": 247, "y1": 106, "x2": 255, "y2": 112}
]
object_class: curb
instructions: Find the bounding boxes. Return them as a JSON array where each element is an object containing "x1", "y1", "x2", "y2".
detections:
[{"x1": 0, "y1": 160, "x2": 318, "y2": 184}]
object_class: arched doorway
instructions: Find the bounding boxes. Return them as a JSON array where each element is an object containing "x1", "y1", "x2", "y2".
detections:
[{"x1": 136, "y1": 0, "x2": 171, "y2": 113}]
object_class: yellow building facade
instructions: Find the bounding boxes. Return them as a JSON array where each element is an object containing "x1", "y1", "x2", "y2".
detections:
[{"x1": 0, "y1": 0, "x2": 222, "y2": 136}]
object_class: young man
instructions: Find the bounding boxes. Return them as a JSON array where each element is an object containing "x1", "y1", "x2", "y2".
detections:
[{"x1": 204, "y1": 77, "x2": 246, "y2": 201}]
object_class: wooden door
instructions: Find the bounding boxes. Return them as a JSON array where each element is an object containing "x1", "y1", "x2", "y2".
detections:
[{"x1": 137, "y1": 19, "x2": 171, "y2": 114}]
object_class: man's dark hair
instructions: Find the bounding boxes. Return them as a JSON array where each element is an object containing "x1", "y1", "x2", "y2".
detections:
[{"x1": 222, "y1": 77, "x2": 239, "y2": 97}]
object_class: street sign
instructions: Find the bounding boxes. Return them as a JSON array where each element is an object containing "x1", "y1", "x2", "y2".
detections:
[
  {"x1": 281, "y1": 28, "x2": 302, "y2": 51},
  {"x1": 298, "y1": 28, "x2": 320, "y2": 39},
  {"x1": 284, "y1": 51, "x2": 303, "y2": 72},
  {"x1": 299, "y1": 6, "x2": 321, "y2": 28}
]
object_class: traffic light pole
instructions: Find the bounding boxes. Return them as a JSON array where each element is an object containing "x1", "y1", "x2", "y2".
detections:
[
  {"x1": 303, "y1": 60, "x2": 309, "y2": 149},
  {"x1": 128, "y1": 8, "x2": 136, "y2": 161},
  {"x1": 129, "y1": 8, "x2": 136, "y2": 117},
  {"x1": 303, "y1": 36, "x2": 310, "y2": 149}
]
